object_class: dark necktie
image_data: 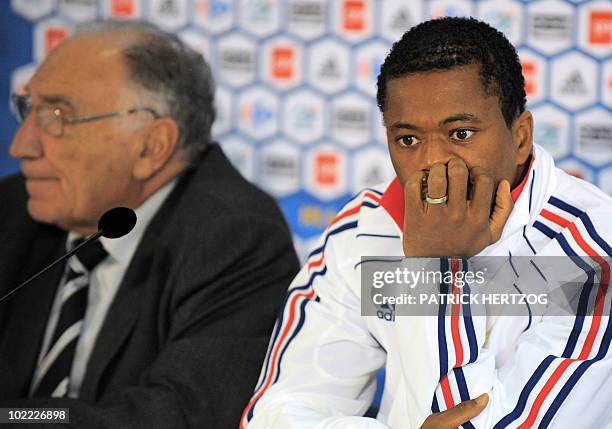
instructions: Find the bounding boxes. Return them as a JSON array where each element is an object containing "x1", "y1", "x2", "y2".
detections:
[{"x1": 30, "y1": 238, "x2": 108, "y2": 397}]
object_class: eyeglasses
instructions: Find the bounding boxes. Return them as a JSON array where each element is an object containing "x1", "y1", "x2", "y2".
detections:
[{"x1": 10, "y1": 93, "x2": 160, "y2": 138}]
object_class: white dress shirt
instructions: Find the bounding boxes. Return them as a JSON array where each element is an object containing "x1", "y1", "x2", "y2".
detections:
[{"x1": 33, "y1": 180, "x2": 176, "y2": 398}]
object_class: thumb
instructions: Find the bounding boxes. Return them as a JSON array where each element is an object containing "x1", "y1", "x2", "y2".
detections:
[{"x1": 489, "y1": 179, "x2": 513, "y2": 243}]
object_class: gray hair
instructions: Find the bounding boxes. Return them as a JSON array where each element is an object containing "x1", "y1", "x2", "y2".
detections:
[{"x1": 76, "y1": 20, "x2": 216, "y2": 164}]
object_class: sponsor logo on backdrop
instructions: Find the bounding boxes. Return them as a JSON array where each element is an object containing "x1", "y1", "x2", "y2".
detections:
[
  {"x1": 315, "y1": 152, "x2": 340, "y2": 186},
  {"x1": 45, "y1": 27, "x2": 69, "y2": 57},
  {"x1": 58, "y1": 0, "x2": 98, "y2": 22},
  {"x1": 342, "y1": 0, "x2": 366, "y2": 31},
  {"x1": 196, "y1": 0, "x2": 230, "y2": 18},
  {"x1": 240, "y1": 102, "x2": 274, "y2": 127},
  {"x1": 579, "y1": 124, "x2": 612, "y2": 151},
  {"x1": 589, "y1": 10, "x2": 612, "y2": 45},
  {"x1": 157, "y1": 0, "x2": 180, "y2": 15},
  {"x1": 534, "y1": 123, "x2": 562, "y2": 153},
  {"x1": 110, "y1": 0, "x2": 136, "y2": 17},
  {"x1": 521, "y1": 60, "x2": 538, "y2": 98},
  {"x1": 271, "y1": 46, "x2": 295, "y2": 80},
  {"x1": 298, "y1": 205, "x2": 336, "y2": 229},
  {"x1": 219, "y1": 47, "x2": 254, "y2": 73},
  {"x1": 333, "y1": 106, "x2": 369, "y2": 133},
  {"x1": 561, "y1": 70, "x2": 588, "y2": 95},
  {"x1": 260, "y1": 144, "x2": 301, "y2": 196},
  {"x1": 529, "y1": 13, "x2": 572, "y2": 39},
  {"x1": 390, "y1": 8, "x2": 412, "y2": 33},
  {"x1": 319, "y1": 58, "x2": 341, "y2": 80},
  {"x1": 289, "y1": 0, "x2": 325, "y2": 25},
  {"x1": 240, "y1": 0, "x2": 278, "y2": 35}
]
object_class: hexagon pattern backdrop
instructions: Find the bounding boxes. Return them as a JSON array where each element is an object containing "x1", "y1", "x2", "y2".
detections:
[{"x1": 4, "y1": 0, "x2": 612, "y2": 261}]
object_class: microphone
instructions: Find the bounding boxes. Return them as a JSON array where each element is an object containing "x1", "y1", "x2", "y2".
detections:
[{"x1": 0, "y1": 207, "x2": 137, "y2": 304}]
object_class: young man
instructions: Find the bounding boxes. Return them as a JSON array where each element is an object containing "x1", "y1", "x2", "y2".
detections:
[{"x1": 242, "y1": 18, "x2": 612, "y2": 429}]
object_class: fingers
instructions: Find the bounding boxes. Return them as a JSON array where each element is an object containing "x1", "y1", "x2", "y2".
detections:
[
  {"x1": 404, "y1": 170, "x2": 426, "y2": 215},
  {"x1": 469, "y1": 167, "x2": 495, "y2": 216},
  {"x1": 427, "y1": 162, "x2": 447, "y2": 200},
  {"x1": 489, "y1": 179, "x2": 513, "y2": 242},
  {"x1": 420, "y1": 393, "x2": 489, "y2": 429},
  {"x1": 447, "y1": 158, "x2": 469, "y2": 210}
]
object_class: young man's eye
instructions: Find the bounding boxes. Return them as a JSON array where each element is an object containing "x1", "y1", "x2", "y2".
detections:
[
  {"x1": 450, "y1": 129, "x2": 475, "y2": 140},
  {"x1": 396, "y1": 135, "x2": 420, "y2": 147}
]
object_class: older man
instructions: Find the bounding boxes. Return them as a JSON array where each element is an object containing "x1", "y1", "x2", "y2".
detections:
[
  {"x1": 0, "y1": 21, "x2": 299, "y2": 427},
  {"x1": 243, "y1": 17, "x2": 612, "y2": 429}
]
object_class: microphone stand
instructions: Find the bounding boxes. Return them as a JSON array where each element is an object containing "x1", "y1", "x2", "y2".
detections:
[{"x1": 0, "y1": 231, "x2": 103, "y2": 304}]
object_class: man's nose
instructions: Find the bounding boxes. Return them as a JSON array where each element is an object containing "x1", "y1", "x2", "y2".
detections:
[
  {"x1": 9, "y1": 115, "x2": 43, "y2": 160},
  {"x1": 420, "y1": 137, "x2": 454, "y2": 170}
]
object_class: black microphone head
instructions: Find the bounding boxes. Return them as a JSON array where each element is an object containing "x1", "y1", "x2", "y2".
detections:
[{"x1": 98, "y1": 207, "x2": 137, "y2": 239}]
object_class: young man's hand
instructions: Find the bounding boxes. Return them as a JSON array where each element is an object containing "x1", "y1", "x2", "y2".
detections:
[
  {"x1": 402, "y1": 158, "x2": 513, "y2": 258},
  {"x1": 419, "y1": 393, "x2": 489, "y2": 429}
]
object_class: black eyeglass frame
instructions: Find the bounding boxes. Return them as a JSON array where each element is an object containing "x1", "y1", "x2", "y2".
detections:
[{"x1": 10, "y1": 93, "x2": 161, "y2": 138}]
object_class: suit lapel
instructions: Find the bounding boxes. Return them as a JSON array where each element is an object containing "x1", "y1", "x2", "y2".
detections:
[{"x1": 78, "y1": 245, "x2": 154, "y2": 400}]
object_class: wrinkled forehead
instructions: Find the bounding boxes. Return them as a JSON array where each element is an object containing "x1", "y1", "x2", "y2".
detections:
[{"x1": 27, "y1": 34, "x2": 138, "y2": 108}]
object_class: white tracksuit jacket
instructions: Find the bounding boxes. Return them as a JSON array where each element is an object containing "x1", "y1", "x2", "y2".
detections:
[{"x1": 242, "y1": 144, "x2": 612, "y2": 429}]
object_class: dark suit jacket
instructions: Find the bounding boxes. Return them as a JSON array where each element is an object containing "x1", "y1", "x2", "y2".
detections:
[{"x1": 0, "y1": 144, "x2": 300, "y2": 428}]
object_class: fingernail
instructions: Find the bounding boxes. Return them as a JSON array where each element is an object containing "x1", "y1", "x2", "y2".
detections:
[{"x1": 476, "y1": 393, "x2": 489, "y2": 406}]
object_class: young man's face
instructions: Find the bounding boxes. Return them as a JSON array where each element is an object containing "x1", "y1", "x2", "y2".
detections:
[{"x1": 382, "y1": 63, "x2": 532, "y2": 194}]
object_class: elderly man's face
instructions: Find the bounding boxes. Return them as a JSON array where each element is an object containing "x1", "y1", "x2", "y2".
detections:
[
  {"x1": 383, "y1": 64, "x2": 531, "y2": 193},
  {"x1": 10, "y1": 35, "x2": 151, "y2": 233}
]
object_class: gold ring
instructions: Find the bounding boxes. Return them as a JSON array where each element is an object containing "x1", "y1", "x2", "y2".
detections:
[{"x1": 425, "y1": 195, "x2": 448, "y2": 205}]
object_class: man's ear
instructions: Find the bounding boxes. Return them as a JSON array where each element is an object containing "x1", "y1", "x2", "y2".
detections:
[
  {"x1": 132, "y1": 117, "x2": 180, "y2": 180},
  {"x1": 512, "y1": 110, "x2": 533, "y2": 166}
]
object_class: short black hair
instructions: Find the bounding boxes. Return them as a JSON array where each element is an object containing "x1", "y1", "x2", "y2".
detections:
[{"x1": 376, "y1": 17, "x2": 526, "y2": 128}]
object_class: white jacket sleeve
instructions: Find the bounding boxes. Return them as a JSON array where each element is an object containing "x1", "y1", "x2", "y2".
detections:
[{"x1": 241, "y1": 220, "x2": 388, "y2": 429}]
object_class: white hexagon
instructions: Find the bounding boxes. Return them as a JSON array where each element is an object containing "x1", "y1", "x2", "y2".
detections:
[
  {"x1": 259, "y1": 140, "x2": 301, "y2": 197},
  {"x1": 350, "y1": 147, "x2": 394, "y2": 194},
  {"x1": 285, "y1": 0, "x2": 327, "y2": 41},
  {"x1": 261, "y1": 37, "x2": 303, "y2": 91},
  {"x1": 220, "y1": 136, "x2": 256, "y2": 181},
  {"x1": 239, "y1": 0, "x2": 280, "y2": 38},
  {"x1": 518, "y1": 49, "x2": 547, "y2": 106},
  {"x1": 578, "y1": 1, "x2": 612, "y2": 59},
  {"x1": 305, "y1": 144, "x2": 348, "y2": 201},
  {"x1": 551, "y1": 52, "x2": 598, "y2": 112},
  {"x1": 602, "y1": 59, "x2": 612, "y2": 109},
  {"x1": 526, "y1": 0, "x2": 574, "y2": 56},
  {"x1": 307, "y1": 38, "x2": 351, "y2": 94},
  {"x1": 429, "y1": 0, "x2": 473, "y2": 19},
  {"x1": 331, "y1": 93, "x2": 372, "y2": 148},
  {"x1": 57, "y1": 0, "x2": 98, "y2": 23},
  {"x1": 574, "y1": 107, "x2": 612, "y2": 166},
  {"x1": 212, "y1": 86, "x2": 232, "y2": 137},
  {"x1": 178, "y1": 29, "x2": 211, "y2": 62},
  {"x1": 215, "y1": 33, "x2": 257, "y2": 88},
  {"x1": 557, "y1": 159, "x2": 595, "y2": 184},
  {"x1": 379, "y1": 0, "x2": 423, "y2": 43},
  {"x1": 332, "y1": 0, "x2": 374, "y2": 42},
  {"x1": 354, "y1": 41, "x2": 387, "y2": 97},
  {"x1": 598, "y1": 166, "x2": 612, "y2": 197},
  {"x1": 477, "y1": 0, "x2": 524, "y2": 47},
  {"x1": 147, "y1": 0, "x2": 189, "y2": 31},
  {"x1": 10, "y1": 63, "x2": 37, "y2": 100},
  {"x1": 193, "y1": 0, "x2": 234, "y2": 34},
  {"x1": 373, "y1": 108, "x2": 387, "y2": 146},
  {"x1": 531, "y1": 104, "x2": 571, "y2": 160},
  {"x1": 34, "y1": 18, "x2": 73, "y2": 62},
  {"x1": 11, "y1": 0, "x2": 55, "y2": 22},
  {"x1": 282, "y1": 89, "x2": 325, "y2": 145},
  {"x1": 101, "y1": 0, "x2": 144, "y2": 19},
  {"x1": 237, "y1": 87, "x2": 279, "y2": 140}
]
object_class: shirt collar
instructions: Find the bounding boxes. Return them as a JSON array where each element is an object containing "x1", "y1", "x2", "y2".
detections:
[
  {"x1": 67, "y1": 179, "x2": 177, "y2": 267},
  {"x1": 380, "y1": 155, "x2": 536, "y2": 230}
]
